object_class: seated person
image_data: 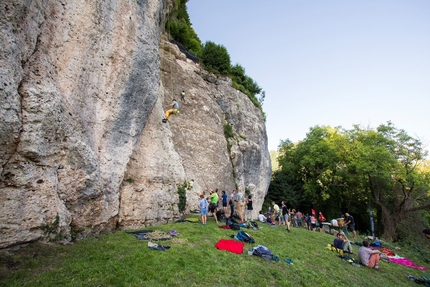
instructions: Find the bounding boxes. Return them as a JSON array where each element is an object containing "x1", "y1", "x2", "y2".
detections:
[
  {"x1": 258, "y1": 211, "x2": 267, "y2": 223},
  {"x1": 358, "y1": 240, "x2": 381, "y2": 270},
  {"x1": 333, "y1": 232, "x2": 353, "y2": 254}
]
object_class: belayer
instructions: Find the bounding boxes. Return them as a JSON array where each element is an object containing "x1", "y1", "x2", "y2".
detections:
[{"x1": 162, "y1": 99, "x2": 179, "y2": 123}]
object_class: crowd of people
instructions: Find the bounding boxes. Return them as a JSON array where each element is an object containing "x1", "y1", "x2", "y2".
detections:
[
  {"x1": 197, "y1": 188, "x2": 253, "y2": 225},
  {"x1": 197, "y1": 190, "x2": 430, "y2": 272},
  {"x1": 197, "y1": 189, "x2": 430, "y2": 273},
  {"x1": 198, "y1": 192, "x2": 359, "y2": 239}
]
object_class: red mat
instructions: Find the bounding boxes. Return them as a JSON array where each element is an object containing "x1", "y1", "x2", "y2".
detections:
[{"x1": 215, "y1": 239, "x2": 245, "y2": 254}]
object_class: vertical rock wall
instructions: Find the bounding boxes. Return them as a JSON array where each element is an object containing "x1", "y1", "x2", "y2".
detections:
[
  {"x1": 118, "y1": 36, "x2": 272, "y2": 228},
  {"x1": 0, "y1": 0, "x2": 271, "y2": 248},
  {"x1": 0, "y1": 0, "x2": 171, "y2": 248}
]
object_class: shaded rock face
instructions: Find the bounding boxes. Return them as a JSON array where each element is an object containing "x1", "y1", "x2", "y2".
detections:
[
  {"x1": 0, "y1": 1, "x2": 271, "y2": 248},
  {"x1": 118, "y1": 36, "x2": 272, "y2": 228}
]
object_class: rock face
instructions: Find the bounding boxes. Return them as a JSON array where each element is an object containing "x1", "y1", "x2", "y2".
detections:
[{"x1": 0, "y1": 0, "x2": 271, "y2": 248}]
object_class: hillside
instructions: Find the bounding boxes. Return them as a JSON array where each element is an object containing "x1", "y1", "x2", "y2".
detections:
[{"x1": 1, "y1": 218, "x2": 428, "y2": 286}]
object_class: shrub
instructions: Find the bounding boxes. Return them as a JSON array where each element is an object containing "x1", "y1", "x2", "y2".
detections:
[
  {"x1": 177, "y1": 180, "x2": 187, "y2": 213},
  {"x1": 223, "y1": 123, "x2": 234, "y2": 139},
  {"x1": 201, "y1": 41, "x2": 231, "y2": 75}
]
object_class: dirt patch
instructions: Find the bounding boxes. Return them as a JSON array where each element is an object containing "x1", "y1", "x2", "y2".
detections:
[{"x1": 0, "y1": 242, "x2": 66, "y2": 281}]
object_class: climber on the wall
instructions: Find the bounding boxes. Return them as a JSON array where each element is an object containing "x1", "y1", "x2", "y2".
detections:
[
  {"x1": 180, "y1": 90, "x2": 186, "y2": 102},
  {"x1": 162, "y1": 98, "x2": 179, "y2": 123}
]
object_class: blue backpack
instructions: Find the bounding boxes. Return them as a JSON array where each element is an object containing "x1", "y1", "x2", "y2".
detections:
[
  {"x1": 252, "y1": 245, "x2": 273, "y2": 261},
  {"x1": 236, "y1": 230, "x2": 255, "y2": 243}
]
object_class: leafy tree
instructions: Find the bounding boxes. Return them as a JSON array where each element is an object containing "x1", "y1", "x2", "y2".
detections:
[
  {"x1": 166, "y1": 0, "x2": 202, "y2": 56},
  {"x1": 166, "y1": 1, "x2": 265, "y2": 114},
  {"x1": 343, "y1": 123, "x2": 430, "y2": 240},
  {"x1": 201, "y1": 41, "x2": 231, "y2": 75},
  {"x1": 271, "y1": 123, "x2": 430, "y2": 240}
]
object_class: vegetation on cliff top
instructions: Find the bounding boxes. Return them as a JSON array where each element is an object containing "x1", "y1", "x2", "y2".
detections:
[{"x1": 166, "y1": 0, "x2": 265, "y2": 111}]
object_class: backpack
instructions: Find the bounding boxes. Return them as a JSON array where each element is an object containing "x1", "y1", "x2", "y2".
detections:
[
  {"x1": 252, "y1": 245, "x2": 273, "y2": 261},
  {"x1": 227, "y1": 218, "x2": 240, "y2": 230},
  {"x1": 248, "y1": 221, "x2": 259, "y2": 230},
  {"x1": 236, "y1": 230, "x2": 255, "y2": 243},
  {"x1": 230, "y1": 223, "x2": 240, "y2": 230}
]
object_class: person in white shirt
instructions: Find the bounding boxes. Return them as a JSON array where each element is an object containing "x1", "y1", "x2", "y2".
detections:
[{"x1": 258, "y1": 211, "x2": 267, "y2": 222}]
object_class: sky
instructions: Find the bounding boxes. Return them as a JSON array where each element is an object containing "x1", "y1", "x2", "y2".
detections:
[{"x1": 186, "y1": 1, "x2": 430, "y2": 151}]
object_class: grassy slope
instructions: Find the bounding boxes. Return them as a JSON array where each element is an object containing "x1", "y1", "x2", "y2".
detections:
[{"x1": 1, "y1": 216, "x2": 428, "y2": 287}]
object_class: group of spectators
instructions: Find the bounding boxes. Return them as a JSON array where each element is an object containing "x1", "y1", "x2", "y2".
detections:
[
  {"x1": 255, "y1": 202, "x2": 359, "y2": 241},
  {"x1": 256, "y1": 201, "x2": 304, "y2": 232},
  {"x1": 200, "y1": 192, "x2": 430, "y2": 272},
  {"x1": 198, "y1": 189, "x2": 253, "y2": 225}
]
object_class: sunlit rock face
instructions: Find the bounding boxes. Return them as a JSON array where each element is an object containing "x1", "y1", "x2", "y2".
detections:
[{"x1": 0, "y1": 0, "x2": 271, "y2": 248}]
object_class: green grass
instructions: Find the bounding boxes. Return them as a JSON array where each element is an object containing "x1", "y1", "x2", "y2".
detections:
[{"x1": 1, "y1": 217, "x2": 429, "y2": 287}]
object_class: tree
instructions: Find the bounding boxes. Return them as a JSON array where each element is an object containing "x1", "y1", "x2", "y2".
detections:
[
  {"x1": 268, "y1": 140, "x2": 303, "y2": 208},
  {"x1": 201, "y1": 41, "x2": 231, "y2": 75},
  {"x1": 272, "y1": 123, "x2": 430, "y2": 240},
  {"x1": 343, "y1": 123, "x2": 430, "y2": 240}
]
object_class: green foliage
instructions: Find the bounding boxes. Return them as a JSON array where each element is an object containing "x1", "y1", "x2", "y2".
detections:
[
  {"x1": 201, "y1": 41, "x2": 231, "y2": 75},
  {"x1": 269, "y1": 150, "x2": 279, "y2": 171},
  {"x1": 166, "y1": 1, "x2": 265, "y2": 119},
  {"x1": 41, "y1": 215, "x2": 60, "y2": 236},
  {"x1": 177, "y1": 180, "x2": 187, "y2": 213},
  {"x1": 230, "y1": 64, "x2": 264, "y2": 109},
  {"x1": 166, "y1": 0, "x2": 202, "y2": 56},
  {"x1": 271, "y1": 123, "x2": 430, "y2": 240},
  {"x1": 223, "y1": 123, "x2": 234, "y2": 139},
  {"x1": 165, "y1": 1, "x2": 265, "y2": 114},
  {"x1": 40, "y1": 215, "x2": 65, "y2": 242},
  {"x1": 124, "y1": 178, "x2": 134, "y2": 183},
  {"x1": 2, "y1": 221, "x2": 428, "y2": 286}
]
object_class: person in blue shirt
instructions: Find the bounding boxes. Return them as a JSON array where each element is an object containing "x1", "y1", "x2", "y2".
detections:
[
  {"x1": 221, "y1": 190, "x2": 228, "y2": 215},
  {"x1": 163, "y1": 99, "x2": 179, "y2": 122},
  {"x1": 198, "y1": 194, "x2": 208, "y2": 225},
  {"x1": 333, "y1": 231, "x2": 353, "y2": 254}
]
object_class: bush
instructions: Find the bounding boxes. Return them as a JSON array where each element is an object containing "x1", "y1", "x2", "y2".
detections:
[
  {"x1": 166, "y1": 0, "x2": 202, "y2": 56},
  {"x1": 201, "y1": 41, "x2": 231, "y2": 75},
  {"x1": 223, "y1": 123, "x2": 234, "y2": 139}
]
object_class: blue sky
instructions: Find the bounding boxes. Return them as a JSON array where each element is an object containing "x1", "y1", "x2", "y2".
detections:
[{"x1": 187, "y1": 1, "x2": 430, "y2": 151}]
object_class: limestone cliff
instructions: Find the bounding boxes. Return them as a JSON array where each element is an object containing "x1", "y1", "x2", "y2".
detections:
[{"x1": 0, "y1": 0, "x2": 271, "y2": 248}]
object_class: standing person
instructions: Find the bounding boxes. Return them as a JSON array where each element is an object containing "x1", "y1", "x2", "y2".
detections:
[
  {"x1": 319, "y1": 212, "x2": 326, "y2": 228},
  {"x1": 272, "y1": 201, "x2": 280, "y2": 224},
  {"x1": 245, "y1": 194, "x2": 253, "y2": 221},
  {"x1": 305, "y1": 213, "x2": 311, "y2": 230},
  {"x1": 281, "y1": 201, "x2": 291, "y2": 232},
  {"x1": 344, "y1": 213, "x2": 357, "y2": 238},
  {"x1": 290, "y1": 209, "x2": 297, "y2": 228},
  {"x1": 339, "y1": 215, "x2": 348, "y2": 236},
  {"x1": 163, "y1": 99, "x2": 179, "y2": 123},
  {"x1": 310, "y1": 214, "x2": 317, "y2": 231},
  {"x1": 236, "y1": 189, "x2": 245, "y2": 223},
  {"x1": 358, "y1": 240, "x2": 382, "y2": 270},
  {"x1": 198, "y1": 194, "x2": 208, "y2": 225},
  {"x1": 209, "y1": 190, "x2": 219, "y2": 224},
  {"x1": 296, "y1": 210, "x2": 303, "y2": 228},
  {"x1": 229, "y1": 190, "x2": 236, "y2": 218},
  {"x1": 333, "y1": 232, "x2": 353, "y2": 254},
  {"x1": 221, "y1": 190, "x2": 228, "y2": 215},
  {"x1": 180, "y1": 90, "x2": 186, "y2": 102}
]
